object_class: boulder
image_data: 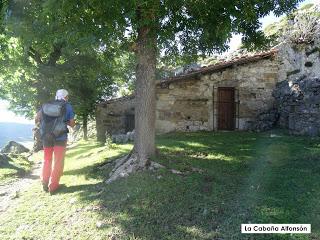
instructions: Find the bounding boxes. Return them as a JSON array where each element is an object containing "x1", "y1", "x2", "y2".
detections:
[
  {"x1": 112, "y1": 130, "x2": 135, "y2": 144},
  {"x1": 1, "y1": 141, "x2": 30, "y2": 154},
  {"x1": 0, "y1": 153, "x2": 11, "y2": 166},
  {"x1": 273, "y1": 76, "x2": 320, "y2": 136}
]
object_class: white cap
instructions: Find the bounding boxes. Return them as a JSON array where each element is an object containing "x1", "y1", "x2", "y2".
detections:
[{"x1": 55, "y1": 89, "x2": 69, "y2": 100}]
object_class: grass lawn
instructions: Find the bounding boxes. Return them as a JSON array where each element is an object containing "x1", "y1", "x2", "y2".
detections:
[
  {"x1": 0, "y1": 154, "x2": 33, "y2": 184},
  {"x1": 0, "y1": 132, "x2": 320, "y2": 240}
]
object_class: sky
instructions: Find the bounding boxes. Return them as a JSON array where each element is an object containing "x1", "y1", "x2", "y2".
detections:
[
  {"x1": 0, "y1": 0, "x2": 318, "y2": 124},
  {"x1": 0, "y1": 100, "x2": 33, "y2": 124}
]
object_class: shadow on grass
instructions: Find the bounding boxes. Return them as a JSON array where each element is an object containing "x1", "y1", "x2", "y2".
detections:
[
  {"x1": 63, "y1": 148, "x2": 129, "y2": 178},
  {"x1": 0, "y1": 154, "x2": 33, "y2": 180},
  {"x1": 61, "y1": 132, "x2": 320, "y2": 240},
  {"x1": 66, "y1": 142, "x2": 104, "y2": 159}
]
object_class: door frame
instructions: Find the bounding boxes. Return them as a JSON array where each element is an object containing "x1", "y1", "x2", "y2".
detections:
[{"x1": 217, "y1": 87, "x2": 235, "y2": 130}]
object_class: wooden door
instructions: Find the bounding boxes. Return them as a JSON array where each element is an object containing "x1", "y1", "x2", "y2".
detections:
[
  {"x1": 125, "y1": 114, "x2": 135, "y2": 132},
  {"x1": 218, "y1": 87, "x2": 235, "y2": 130}
]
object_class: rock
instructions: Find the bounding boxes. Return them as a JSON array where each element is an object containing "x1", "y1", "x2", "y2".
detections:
[
  {"x1": 111, "y1": 130, "x2": 135, "y2": 144},
  {"x1": 170, "y1": 169, "x2": 183, "y2": 175},
  {"x1": 0, "y1": 154, "x2": 11, "y2": 166},
  {"x1": 251, "y1": 108, "x2": 279, "y2": 132},
  {"x1": 191, "y1": 167, "x2": 204, "y2": 174},
  {"x1": 1, "y1": 141, "x2": 29, "y2": 154},
  {"x1": 0, "y1": 191, "x2": 8, "y2": 197},
  {"x1": 274, "y1": 77, "x2": 320, "y2": 136},
  {"x1": 10, "y1": 191, "x2": 19, "y2": 199},
  {"x1": 270, "y1": 134, "x2": 281, "y2": 138},
  {"x1": 96, "y1": 221, "x2": 107, "y2": 229},
  {"x1": 69, "y1": 197, "x2": 77, "y2": 204}
]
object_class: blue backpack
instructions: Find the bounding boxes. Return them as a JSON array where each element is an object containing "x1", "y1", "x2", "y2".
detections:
[{"x1": 40, "y1": 100, "x2": 68, "y2": 141}]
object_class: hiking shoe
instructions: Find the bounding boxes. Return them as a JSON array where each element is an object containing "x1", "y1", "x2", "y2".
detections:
[{"x1": 42, "y1": 183, "x2": 49, "y2": 192}]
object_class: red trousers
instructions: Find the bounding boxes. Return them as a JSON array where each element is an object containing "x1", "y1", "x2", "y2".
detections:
[{"x1": 41, "y1": 146, "x2": 66, "y2": 192}]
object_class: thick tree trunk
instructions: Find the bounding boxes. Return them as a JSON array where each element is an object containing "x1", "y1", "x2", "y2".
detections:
[
  {"x1": 83, "y1": 114, "x2": 88, "y2": 141},
  {"x1": 105, "y1": 5, "x2": 159, "y2": 183},
  {"x1": 134, "y1": 19, "x2": 157, "y2": 167}
]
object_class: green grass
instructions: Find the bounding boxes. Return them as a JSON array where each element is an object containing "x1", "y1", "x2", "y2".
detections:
[
  {"x1": 0, "y1": 154, "x2": 33, "y2": 184},
  {"x1": 0, "y1": 132, "x2": 320, "y2": 240}
]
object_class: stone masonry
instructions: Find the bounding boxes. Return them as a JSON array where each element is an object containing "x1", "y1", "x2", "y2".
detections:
[
  {"x1": 96, "y1": 51, "x2": 280, "y2": 137},
  {"x1": 96, "y1": 39, "x2": 320, "y2": 138},
  {"x1": 156, "y1": 55, "x2": 279, "y2": 133},
  {"x1": 96, "y1": 95, "x2": 135, "y2": 142}
]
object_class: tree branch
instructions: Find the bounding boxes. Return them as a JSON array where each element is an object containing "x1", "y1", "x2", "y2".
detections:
[
  {"x1": 28, "y1": 47, "x2": 43, "y2": 65},
  {"x1": 46, "y1": 43, "x2": 63, "y2": 66}
]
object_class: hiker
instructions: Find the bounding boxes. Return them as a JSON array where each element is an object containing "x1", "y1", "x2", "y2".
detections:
[{"x1": 35, "y1": 89, "x2": 75, "y2": 194}]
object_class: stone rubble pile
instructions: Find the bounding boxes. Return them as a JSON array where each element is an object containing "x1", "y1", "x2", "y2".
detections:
[{"x1": 111, "y1": 130, "x2": 135, "y2": 144}]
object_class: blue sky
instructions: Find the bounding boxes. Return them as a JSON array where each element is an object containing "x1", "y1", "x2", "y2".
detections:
[{"x1": 0, "y1": 0, "x2": 318, "y2": 124}]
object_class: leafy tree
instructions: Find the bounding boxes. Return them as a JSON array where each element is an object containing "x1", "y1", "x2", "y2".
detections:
[
  {"x1": 2, "y1": 0, "x2": 302, "y2": 180},
  {"x1": 42, "y1": 0, "x2": 302, "y2": 181},
  {"x1": 56, "y1": 54, "x2": 116, "y2": 140},
  {"x1": 0, "y1": 0, "x2": 133, "y2": 140}
]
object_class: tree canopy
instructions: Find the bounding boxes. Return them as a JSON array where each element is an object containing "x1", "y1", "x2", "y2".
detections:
[
  {"x1": 41, "y1": 0, "x2": 301, "y2": 179},
  {"x1": 0, "y1": 0, "x2": 134, "y2": 118},
  {"x1": 0, "y1": 0, "x2": 303, "y2": 179}
]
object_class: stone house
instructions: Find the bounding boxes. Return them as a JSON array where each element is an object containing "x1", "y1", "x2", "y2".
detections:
[{"x1": 96, "y1": 42, "x2": 320, "y2": 141}]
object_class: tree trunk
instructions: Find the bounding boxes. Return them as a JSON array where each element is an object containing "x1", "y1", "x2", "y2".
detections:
[
  {"x1": 83, "y1": 114, "x2": 88, "y2": 141},
  {"x1": 105, "y1": 4, "x2": 160, "y2": 183},
  {"x1": 32, "y1": 123, "x2": 43, "y2": 152},
  {"x1": 134, "y1": 9, "x2": 157, "y2": 167}
]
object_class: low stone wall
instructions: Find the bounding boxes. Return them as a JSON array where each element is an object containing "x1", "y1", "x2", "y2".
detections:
[{"x1": 96, "y1": 96, "x2": 135, "y2": 142}]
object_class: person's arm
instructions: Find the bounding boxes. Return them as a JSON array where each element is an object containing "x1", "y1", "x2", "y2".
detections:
[
  {"x1": 66, "y1": 103, "x2": 76, "y2": 128},
  {"x1": 68, "y1": 119, "x2": 76, "y2": 128}
]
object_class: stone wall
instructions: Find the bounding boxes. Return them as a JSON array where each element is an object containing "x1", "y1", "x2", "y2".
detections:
[
  {"x1": 273, "y1": 76, "x2": 320, "y2": 136},
  {"x1": 277, "y1": 41, "x2": 320, "y2": 84},
  {"x1": 156, "y1": 57, "x2": 279, "y2": 133},
  {"x1": 272, "y1": 40, "x2": 320, "y2": 135},
  {"x1": 96, "y1": 96, "x2": 135, "y2": 142},
  {"x1": 97, "y1": 57, "x2": 280, "y2": 137}
]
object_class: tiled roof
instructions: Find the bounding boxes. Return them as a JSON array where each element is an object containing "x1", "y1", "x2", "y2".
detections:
[
  {"x1": 101, "y1": 49, "x2": 278, "y2": 103},
  {"x1": 158, "y1": 49, "x2": 278, "y2": 85},
  {"x1": 98, "y1": 94, "x2": 134, "y2": 105}
]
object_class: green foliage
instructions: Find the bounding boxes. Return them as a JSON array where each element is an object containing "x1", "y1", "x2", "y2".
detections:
[
  {"x1": 0, "y1": 0, "x2": 302, "y2": 121},
  {"x1": 0, "y1": 0, "x2": 8, "y2": 32},
  {"x1": 0, "y1": 0, "x2": 135, "y2": 120},
  {"x1": 42, "y1": 0, "x2": 302, "y2": 65},
  {"x1": 264, "y1": 4, "x2": 320, "y2": 46},
  {"x1": 56, "y1": 54, "x2": 115, "y2": 122}
]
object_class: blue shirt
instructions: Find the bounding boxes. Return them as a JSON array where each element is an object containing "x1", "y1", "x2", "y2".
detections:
[{"x1": 56, "y1": 102, "x2": 75, "y2": 141}]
